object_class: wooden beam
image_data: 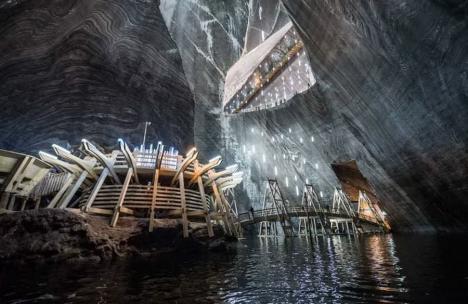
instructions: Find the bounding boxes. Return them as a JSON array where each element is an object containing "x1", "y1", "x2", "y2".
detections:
[
  {"x1": 110, "y1": 168, "x2": 133, "y2": 227},
  {"x1": 58, "y1": 170, "x2": 88, "y2": 209},
  {"x1": 210, "y1": 178, "x2": 232, "y2": 235},
  {"x1": 84, "y1": 168, "x2": 109, "y2": 212},
  {"x1": 179, "y1": 173, "x2": 189, "y2": 238},
  {"x1": 149, "y1": 168, "x2": 160, "y2": 232},
  {"x1": 47, "y1": 173, "x2": 74, "y2": 208},
  {"x1": 87, "y1": 207, "x2": 114, "y2": 215},
  {"x1": 196, "y1": 161, "x2": 214, "y2": 237}
]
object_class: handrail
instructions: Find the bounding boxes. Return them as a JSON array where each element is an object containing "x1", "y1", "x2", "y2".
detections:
[{"x1": 236, "y1": 206, "x2": 383, "y2": 226}]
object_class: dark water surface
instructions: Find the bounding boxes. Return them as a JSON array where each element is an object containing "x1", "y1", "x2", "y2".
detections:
[{"x1": 1, "y1": 234, "x2": 468, "y2": 303}]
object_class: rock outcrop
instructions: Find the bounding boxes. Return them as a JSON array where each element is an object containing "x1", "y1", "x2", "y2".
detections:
[{"x1": 0, "y1": 209, "x2": 229, "y2": 264}]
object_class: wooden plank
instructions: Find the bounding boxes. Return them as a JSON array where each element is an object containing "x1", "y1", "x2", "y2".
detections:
[
  {"x1": 111, "y1": 168, "x2": 133, "y2": 227},
  {"x1": 87, "y1": 207, "x2": 114, "y2": 215},
  {"x1": 119, "y1": 206, "x2": 135, "y2": 215}
]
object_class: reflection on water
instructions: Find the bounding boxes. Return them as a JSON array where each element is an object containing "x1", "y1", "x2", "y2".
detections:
[{"x1": 1, "y1": 234, "x2": 468, "y2": 303}]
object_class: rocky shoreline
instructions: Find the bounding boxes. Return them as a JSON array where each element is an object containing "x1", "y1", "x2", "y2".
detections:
[{"x1": 0, "y1": 209, "x2": 234, "y2": 264}]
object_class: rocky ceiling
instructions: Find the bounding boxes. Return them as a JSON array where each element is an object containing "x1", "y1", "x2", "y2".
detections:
[{"x1": 0, "y1": 0, "x2": 466, "y2": 232}]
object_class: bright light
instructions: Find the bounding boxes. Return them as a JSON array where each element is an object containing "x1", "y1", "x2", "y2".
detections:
[
  {"x1": 262, "y1": 153, "x2": 266, "y2": 163},
  {"x1": 274, "y1": 166, "x2": 278, "y2": 176},
  {"x1": 274, "y1": 154, "x2": 277, "y2": 160},
  {"x1": 281, "y1": 134, "x2": 284, "y2": 139},
  {"x1": 295, "y1": 185, "x2": 299, "y2": 196},
  {"x1": 285, "y1": 177, "x2": 289, "y2": 187},
  {"x1": 251, "y1": 128, "x2": 254, "y2": 133},
  {"x1": 320, "y1": 191, "x2": 323, "y2": 198},
  {"x1": 315, "y1": 163, "x2": 319, "y2": 169},
  {"x1": 303, "y1": 158, "x2": 306, "y2": 164},
  {"x1": 305, "y1": 178, "x2": 309, "y2": 184},
  {"x1": 252, "y1": 145, "x2": 256, "y2": 153},
  {"x1": 294, "y1": 175, "x2": 297, "y2": 181},
  {"x1": 311, "y1": 136, "x2": 315, "y2": 142},
  {"x1": 288, "y1": 128, "x2": 292, "y2": 133},
  {"x1": 299, "y1": 137, "x2": 303, "y2": 143},
  {"x1": 283, "y1": 154, "x2": 286, "y2": 159},
  {"x1": 243, "y1": 145, "x2": 246, "y2": 153}
]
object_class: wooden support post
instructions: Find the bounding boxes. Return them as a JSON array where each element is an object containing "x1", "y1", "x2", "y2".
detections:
[
  {"x1": 312, "y1": 217, "x2": 317, "y2": 235},
  {"x1": 0, "y1": 192, "x2": 9, "y2": 209},
  {"x1": 58, "y1": 171, "x2": 88, "y2": 209},
  {"x1": 219, "y1": 189, "x2": 237, "y2": 236},
  {"x1": 34, "y1": 197, "x2": 41, "y2": 210},
  {"x1": 197, "y1": 175, "x2": 214, "y2": 237},
  {"x1": 20, "y1": 198, "x2": 27, "y2": 211},
  {"x1": 179, "y1": 173, "x2": 189, "y2": 238},
  {"x1": 149, "y1": 168, "x2": 160, "y2": 232},
  {"x1": 111, "y1": 168, "x2": 133, "y2": 227},
  {"x1": 211, "y1": 182, "x2": 232, "y2": 235},
  {"x1": 6, "y1": 194, "x2": 15, "y2": 211},
  {"x1": 47, "y1": 173, "x2": 74, "y2": 208},
  {"x1": 84, "y1": 168, "x2": 109, "y2": 212}
]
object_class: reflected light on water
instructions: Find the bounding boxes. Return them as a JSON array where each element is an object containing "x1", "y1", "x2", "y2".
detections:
[{"x1": 3, "y1": 235, "x2": 468, "y2": 303}]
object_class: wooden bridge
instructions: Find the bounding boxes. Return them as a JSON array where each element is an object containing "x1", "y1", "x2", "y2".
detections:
[{"x1": 232, "y1": 180, "x2": 390, "y2": 237}]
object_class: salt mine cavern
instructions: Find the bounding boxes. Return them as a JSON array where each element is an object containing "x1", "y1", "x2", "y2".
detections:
[{"x1": 0, "y1": 0, "x2": 467, "y2": 303}]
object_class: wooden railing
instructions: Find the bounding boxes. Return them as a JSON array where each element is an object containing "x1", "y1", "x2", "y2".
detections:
[
  {"x1": 102, "y1": 152, "x2": 196, "y2": 173},
  {"x1": 237, "y1": 206, "x2": 381, "y2": 226},
  {"x1": 79, "y1": 184, "x2": 211, "y2": 212},
  {"x1": 29, "y1": 172, "x2": 69, "y2": 198}
]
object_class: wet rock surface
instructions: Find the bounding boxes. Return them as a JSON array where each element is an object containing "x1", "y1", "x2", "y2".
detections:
[{"x1": 0, "y1": 209, "x2": 231, "y2": 264}]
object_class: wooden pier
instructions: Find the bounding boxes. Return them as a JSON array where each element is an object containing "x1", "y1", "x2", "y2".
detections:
[{"x1": 0, "y1": 139, "x2": 243, "y2": 238}]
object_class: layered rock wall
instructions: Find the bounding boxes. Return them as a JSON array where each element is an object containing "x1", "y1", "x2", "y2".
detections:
[{"x1": 0, "y1": 0, "x2": 195, "y2": 153}]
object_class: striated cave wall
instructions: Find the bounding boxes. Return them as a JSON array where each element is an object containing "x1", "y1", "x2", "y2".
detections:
[
  {"x1": 0, "y1": 0, "x2": 195, "y2": 153},
  {"x1": 266, "y1": 0, "x2": 468, "y2": 231},
  {"x1": 164, "y1": 0, "x2": 468, "y2": 232}
]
